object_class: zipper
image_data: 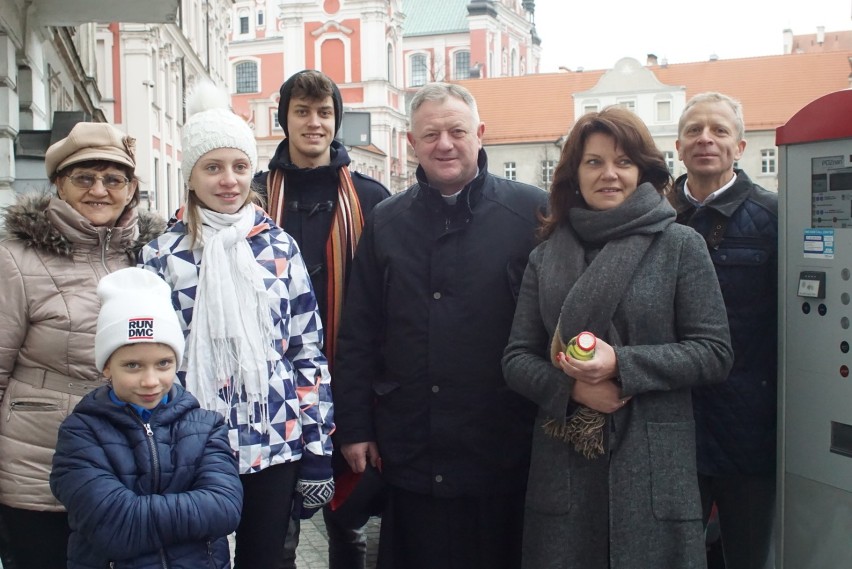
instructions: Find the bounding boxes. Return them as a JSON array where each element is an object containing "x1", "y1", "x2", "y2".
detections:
[
  {"x1": 129, "y1": 409, "x2": 169, "y2": 568},
  {"x1": 145, "y1": 420, "x2": 160, "y2": 493},
  {"x1": 143, "y1": 420, "x2": 167, "y2": 569},
  {"x1": 101, "y1": 227, "x2": 113, "y2": 272},
  {"x1": 126, "y1": 409, "x2": 161, "y2": 492}
]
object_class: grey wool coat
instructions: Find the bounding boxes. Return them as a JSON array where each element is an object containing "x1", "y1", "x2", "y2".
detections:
[{"x1": 503, "y1": 222, "x2": 733, "y2": 569}]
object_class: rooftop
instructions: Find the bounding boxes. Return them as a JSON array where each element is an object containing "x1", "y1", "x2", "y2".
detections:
[
  {"x1": 402, "y1": 0, "x2": 469, "y2": 37},
  {"x1": 456, "y1": 51, "x2": 852, "y2": 145}
]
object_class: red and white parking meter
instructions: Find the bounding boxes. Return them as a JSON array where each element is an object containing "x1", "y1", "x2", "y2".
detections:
[{"x1": 777, "y1": 89, "x2": 852, "y2": 568}]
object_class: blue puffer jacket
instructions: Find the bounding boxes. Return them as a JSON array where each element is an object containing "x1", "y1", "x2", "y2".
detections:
[
  {"x1": 50, "y1": 384, "x2": 242, "y2": 569},
  {"x1": 671, "y1": 170, "x2": 778, "y2": 476}
]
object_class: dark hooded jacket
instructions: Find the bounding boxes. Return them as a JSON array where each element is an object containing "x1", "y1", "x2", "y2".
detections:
[
  {"x1": 253, "y1": 139, "x2": 389, "y2": 329},
  {"x1": 50, "y1": 384, "x2": 242, "y2": 569},
  {"x1": 670, "y1": 169, "x2": 778, "y2": 476}
]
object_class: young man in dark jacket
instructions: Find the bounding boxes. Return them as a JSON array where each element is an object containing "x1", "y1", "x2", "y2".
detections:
[
  {"x1": 253, "y1": 69, "x2": 389, "y2": 569},
  {"x1": 670, "y1": 91, "x2": 779, "y2": 569},
  {"x1": 334, "y1": 82, "x2": 547, "y2": 569}
]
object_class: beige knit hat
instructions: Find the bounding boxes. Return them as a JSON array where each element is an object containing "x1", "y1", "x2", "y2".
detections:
[{"x1": 44, "y1": 122, "x2": 136, "y2": 179}]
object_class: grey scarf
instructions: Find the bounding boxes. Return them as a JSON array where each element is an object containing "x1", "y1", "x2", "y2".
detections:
[{"x1": 543, "y1": 183, "x2": 675, "y2": 457}]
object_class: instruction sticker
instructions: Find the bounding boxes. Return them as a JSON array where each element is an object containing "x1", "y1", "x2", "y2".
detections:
[{"x1": 804, "y1": 228, "x2": 835, "y2": 259}]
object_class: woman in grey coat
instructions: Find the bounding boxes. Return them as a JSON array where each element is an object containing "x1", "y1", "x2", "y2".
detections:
[{"x1": 502, "y1": 106, "x2": 733, "y2": 569}]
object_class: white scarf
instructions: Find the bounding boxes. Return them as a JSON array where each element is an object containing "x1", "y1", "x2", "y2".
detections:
[{"x1": 183, "y1": 204, "x2": 275, "y2": 427}]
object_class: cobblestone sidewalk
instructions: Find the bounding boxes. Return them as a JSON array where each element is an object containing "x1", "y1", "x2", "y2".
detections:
[
  {"x1": 295, "y1": 515, "x2": 381, "y2": 569},
  {"x1": 227, "y1": 516, "x2": 382, "y2": 569}
]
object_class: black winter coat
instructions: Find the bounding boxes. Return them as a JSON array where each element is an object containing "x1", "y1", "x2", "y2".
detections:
[
  {"x1": 334, "y1": 150, "x2": 548, "y2": 497},
  {"x1": 670, "y1": 170, "x2": 778, "y2": 476},
  {"x1": 254, "y1": 139, "x2": 390, "y2": 329},
  {"x1": 50, "y1": 384, "x2": 242, "y2": 569}
]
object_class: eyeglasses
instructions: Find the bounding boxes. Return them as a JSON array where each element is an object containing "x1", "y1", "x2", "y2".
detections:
[{"x1": 67, "y1": 173, "x2": 131, "y2": 191}]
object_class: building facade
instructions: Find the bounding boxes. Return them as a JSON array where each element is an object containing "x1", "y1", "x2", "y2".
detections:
[
  {"x1": 2, "y1": 6, "x2": 848, "y2": 211},
  {"x1": 226, "y1": 0, "x2": 541, "y2": 193},
  {"x1": 458, "y1": 45, "x2": 852, "y2": 193},
  {"x1": 227, "y1": 0, "x2": 412, "y2": 192},
  {"x1": 401, "y1": 0, "x2": 540, "y2": 87},
  {"x1": 120, "y1": 0, "x2": 234, "y2": 216},
  {"x1": 0, "y1": 0, "x2": 234, "y2": 219}
]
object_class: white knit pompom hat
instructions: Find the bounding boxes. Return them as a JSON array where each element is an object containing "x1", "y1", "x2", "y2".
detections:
[
  {"x1": 95, "y1": 268, "x2": 185, "y2": 372},
  {"x1": 181, "y1": 80, "x2": 257, "y2": 186}
]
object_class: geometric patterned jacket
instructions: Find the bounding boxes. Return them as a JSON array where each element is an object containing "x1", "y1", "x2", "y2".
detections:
[{"x1": 139, "y1": 205, "x2": 333, "y2": 474}]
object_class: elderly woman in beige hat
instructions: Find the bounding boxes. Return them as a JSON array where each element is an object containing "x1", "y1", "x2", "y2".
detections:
[{"x1": 0, "y1": 122, "x2": 164, "y2": 568}]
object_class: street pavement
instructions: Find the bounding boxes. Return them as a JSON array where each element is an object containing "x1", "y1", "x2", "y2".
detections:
[
  {"x1": 293, "y1": 515, "x2": 381, "y2": 569},
  {"x1": 228, "y1": 515, "x2": 382, "y2": 569},
  {"x1": 0, "y1": 515, "x2": 381, "y2": 569}
]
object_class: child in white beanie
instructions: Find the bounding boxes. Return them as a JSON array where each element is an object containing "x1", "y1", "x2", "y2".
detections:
[
  {"x1": 139, "y1": 81, "x2": 334, "y2": 568},
  {"x1": 49, "y1": 267, "x2": 242, "y2": 569}
]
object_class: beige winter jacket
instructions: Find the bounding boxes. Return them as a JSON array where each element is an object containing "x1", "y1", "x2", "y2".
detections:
[{"x1": 0, "y1": 194, "x2": 164, "y2": 511}]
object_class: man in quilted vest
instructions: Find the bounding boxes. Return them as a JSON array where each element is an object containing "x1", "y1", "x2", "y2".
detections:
[{"x1": 669, "y1": 92, "x2": 779, "y2": 569}]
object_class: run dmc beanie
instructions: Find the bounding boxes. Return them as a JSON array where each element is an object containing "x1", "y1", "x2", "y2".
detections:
[{"x1": 95, "y1": 268, "x2": 185, "y2": 372}]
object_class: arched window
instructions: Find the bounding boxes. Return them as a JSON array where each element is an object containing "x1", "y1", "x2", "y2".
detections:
[
  {"x1": 235, "y1": 61, "x2": 258, "y2": 93},
  {"x1": 410, "y1": 53, "x2": 427, "y2": 87},
  {"x1": 453, "y1": 50, "x2": 470, "y2": 80}
]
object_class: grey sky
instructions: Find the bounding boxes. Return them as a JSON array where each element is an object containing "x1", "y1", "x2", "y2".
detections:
[{"x1": 535, "y1": 0, "x2": 852, "y2": 72}]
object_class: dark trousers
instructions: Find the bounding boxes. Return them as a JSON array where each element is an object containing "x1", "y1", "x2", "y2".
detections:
[
  {"x1": 233, "y1": 461, "x2": 299, "y2": 569},
  {"x1": 377, "y1": 486, "x2": 525, "y2": 569},
  {"x1": 699, "y1": 473, "x2": 776, "y2": 569},
  {"x1": 280, "y1": 506, "x2": 368, "y2": 569},
  {"x1": 0, "y1": 504, "x2": 69, "y2": 569},
  {"x1": 325, "y1": 506, "x2": 368, "y2": 569}
]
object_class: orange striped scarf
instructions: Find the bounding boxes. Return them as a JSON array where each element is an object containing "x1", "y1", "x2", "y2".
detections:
[{"x1": 266, "y1": 167, "x2": 364, "y2": 371}]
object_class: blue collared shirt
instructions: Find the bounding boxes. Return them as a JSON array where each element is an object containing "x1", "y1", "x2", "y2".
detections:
[{"x1": 108, "y1": 388, "x2": 169, "y2": 423}]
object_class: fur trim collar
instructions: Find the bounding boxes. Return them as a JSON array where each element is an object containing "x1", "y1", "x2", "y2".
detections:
[{"x1": 1, "y1": 192, "x2": 165, "y2": 257}]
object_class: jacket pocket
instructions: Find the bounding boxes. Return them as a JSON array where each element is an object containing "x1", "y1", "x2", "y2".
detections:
[
  {"x1": 9, "y1": 400, "x2": 61, "y2": 412},
  {"x1": 647, "y1": 421, "x2": 702, "y2": 521},
  {"x1": 371, "y1": 377, "x2": 421, "y2": 465},
  {"x1": 524, "y1": 420, "x2": 573, "y2": 515},
  {"x1": 710, "y1": 238, "x2": 774, "y2": 307},
  {"x1": 710, "y1": 238, "x2": 771, "y2": 266},
  {"x1": 0, "y1": 380, "x2": 70, "y2": 446}
]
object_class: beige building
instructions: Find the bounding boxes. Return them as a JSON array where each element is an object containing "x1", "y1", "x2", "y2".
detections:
[{"x1": 458, "y1": 45, "x2": 852, "y2": 192}]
